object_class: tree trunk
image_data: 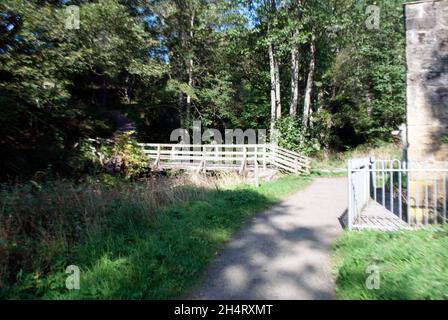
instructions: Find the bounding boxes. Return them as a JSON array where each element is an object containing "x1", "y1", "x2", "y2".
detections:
[
  {"x1": 274, "y1": 55, "x2": 281, "y2": 120},
  {"x1": 289, "y1": 0, "x2": 301, "y2": 117},
  {"x1": 303, "y1": 33, "x2": 316, "y2": 128},
  {"x1": 268, "y1": 0, "x2": 281, "y2": 143},
  {"x1": 269, "y1": 42, "x2": 277, "y2": 139},
  {"x1": 186, "y1": 57, "x2": 193, "y2": 123},
  {"x1": 186, "y1": 11, "x2": 195, "y2": 126},
  {"x1": 289, "y1": 43, "x2": 299, "y2": 116}
]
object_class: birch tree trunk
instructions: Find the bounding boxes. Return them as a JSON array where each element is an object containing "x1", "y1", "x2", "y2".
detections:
[
  {"x1": 274, "y1": 56, "x2": 281, "y2": 120},
  {"x1": 289, "y1": 43, "x2": 299, "y2": 116},
  {"x1": 268, "y1": 0, "x2": 281, "y2": 143},
  {"x1": 186, "y1": 11, "x2": 195, "y2": 125},
  {"x1": 269, "y1": 42, "x2": 277, "y2": 139},
  {"x1": 303, "y1": 33, "x2": 316, "y2": 128},
  {"x1": 289, "y1": 0, "x2": 301, "y2": 117}
]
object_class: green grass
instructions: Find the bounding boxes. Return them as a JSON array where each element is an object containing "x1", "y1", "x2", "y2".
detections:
[
  {"x1": 332, "y1": 227, "x2": 448, "y2": 300},
  {"x1": 1, "y1": 175, "x2": 311, "y2": 299},
  {"x1": 311, "y1": 142, "x2": 402, "y2": 175}
]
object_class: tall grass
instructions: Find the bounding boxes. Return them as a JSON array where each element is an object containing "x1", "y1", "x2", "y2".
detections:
[
  {"x1": 0, "y1": 174, "x2": 242, "y2": 296},
  {"x1": 0, "y1": 173, "x2": 310, "y2": 299}
]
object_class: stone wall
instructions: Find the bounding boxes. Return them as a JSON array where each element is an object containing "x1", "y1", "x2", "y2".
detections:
[{"x1": 405, "y1": 0, "x2": 448, "y2": 162}]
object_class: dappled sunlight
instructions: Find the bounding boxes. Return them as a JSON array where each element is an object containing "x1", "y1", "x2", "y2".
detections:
[{"x1": 192, "y1": 178, "x2": 346, "y2": 300}]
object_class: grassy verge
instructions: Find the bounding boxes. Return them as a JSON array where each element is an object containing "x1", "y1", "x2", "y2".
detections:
[
  {"x1": 1, "y1": 174, "x2": 311, "y2": 299},
  {"x1": 311, "y1": 142, "x2": 402, "y2": 176},
  {"x1": 332, "y1": 227, "x2": 448, "y2": 300}
]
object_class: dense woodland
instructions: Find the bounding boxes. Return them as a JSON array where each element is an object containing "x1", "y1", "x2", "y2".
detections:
[{"x1": 1, "y1": 0, "x2": 406, "y2": 180}]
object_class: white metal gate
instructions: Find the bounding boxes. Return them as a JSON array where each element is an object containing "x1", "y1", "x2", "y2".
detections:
[{"x1": 347, "y1": 158, "x2": 448, "y2": 230}]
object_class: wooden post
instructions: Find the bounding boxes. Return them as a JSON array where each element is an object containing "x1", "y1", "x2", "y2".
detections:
[
  {"x1": 263, "y1": 145, "x2": 267, "y2": 171},
  {"x1": 239, "y1": 146, "x2": 247, "y2": 175},
  {"x1": 215, "y1": 144, "x2": 218, "y2": 166},
  {"x1": 154, "y1": 145, "x2": 161, "y2": 169},
  {"x1": 294, "y1": 156, "x2": 298, "y2": 174},
  {"x1": 254, "y1": 156, "x2": 260, "y2": 187},
  {"x1": 273, "y1": 145, "x2": 279, "y2": 170},
  {"x1": 202, "y1": 145, "x2": 207, "y2": 173},
  {"x1": 254, "y1": 145, "x2": 258, "y2": 171}
]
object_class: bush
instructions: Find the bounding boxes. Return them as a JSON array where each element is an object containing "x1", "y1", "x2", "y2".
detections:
[
  {"x1": 68, "y1": 139, "x2": 108, "y2": 175},
  {"x1": 68, "y1": 132, "x2": 148, "y2": 179},
  {"x1": 275, "y1": 116, "x2": 321, "y2": 155},
  {"x1": 106, "y1": 132, "x2": 148, "y2": 179}
]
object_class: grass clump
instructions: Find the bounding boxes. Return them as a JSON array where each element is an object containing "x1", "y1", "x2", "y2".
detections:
[
  {"x1": 332, "y1": 227, "x2": 448, "y2": 300},
  {"x1": 0, "y1": 174, "x2": 310, "y2": 299}
]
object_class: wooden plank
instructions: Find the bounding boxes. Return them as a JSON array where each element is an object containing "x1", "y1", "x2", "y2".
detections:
[
  {"x1": 268, "y1": 145, "x2": 312, "y2": 161},
  {"x1": 355, "y1": 201, "x2": 411, "y2": 231},
  {"x1": 139, "y1": 143, "x2": 265, "y2": 148},
  {"x1": 140, "y1": 143, "x2": 311, "y2": 174},
  {"x1": 143, "y1": 150, "x2": 265, "y2": 156},
  {"x1": 269, "y1": 156, "x2": 308, "y2": 173}
]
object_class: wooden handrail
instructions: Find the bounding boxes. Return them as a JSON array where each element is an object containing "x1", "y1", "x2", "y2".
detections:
[{"x1": 138, "y1": 143, "x2": 311, "y2": 174}]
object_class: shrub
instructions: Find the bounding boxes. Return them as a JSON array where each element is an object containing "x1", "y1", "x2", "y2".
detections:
[
  {"x1": 68, "y1": 139, "x2": 109, "y2": 175},
  {"x1": 106, "y1": 131, "x2": 148, "y2": 179},
  {"x1": 275, "y1": 116, "x2": 321, "y2": 155},
  {"x1": 68, "y1": 132, "x2": 148, "y2": 179}
]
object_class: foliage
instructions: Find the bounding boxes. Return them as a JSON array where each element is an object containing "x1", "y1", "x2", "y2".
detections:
[
  {"x1": 108, "y1": 132, "x2": 148, "y2": 179},
  {"x1": 1, "y1": 0, "x2": 410, "y2": 179},
  {"x1": 332, "y1": 227, "x2": 448, "y2": 299},
  {"x1": 0, "y1": 174, "x2": 311, "y2": 299},
  {"x1": 441, "y1": 135, "x2": 448, "y2": 145},
  {"x1": 67, "y1": 139, "x2": 107, "y2": 175},
  {"x1": 275, "y1": 116, "x2": 320, "y2": 155},
  {"x1": 319, "y1": 0, "x2": 406, "y2": 146},
  {"x1": 68, "y1": 132, "x2": 148, "y2": 179},
  {"x1": 0, "y1": 0, "x2": 163, "y2": 179}
]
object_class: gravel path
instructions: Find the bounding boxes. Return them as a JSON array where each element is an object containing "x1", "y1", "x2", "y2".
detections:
[{"x1": 191, "y1": 177, "x2": 347, "y2": 300}]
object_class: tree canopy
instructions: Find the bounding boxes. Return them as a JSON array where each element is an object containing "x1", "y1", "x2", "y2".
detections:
[{"x1": 0, "y1": 0, "x2": 406, "y2": 179}]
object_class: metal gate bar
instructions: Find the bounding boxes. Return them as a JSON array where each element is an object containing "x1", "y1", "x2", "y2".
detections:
[{"x1": 347, "y1": 158, "x2": 448, "y2": 230}]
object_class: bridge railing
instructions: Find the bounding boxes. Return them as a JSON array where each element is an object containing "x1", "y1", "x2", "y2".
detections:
[
  {"x1": 138, "y1": 143, "x2": 311, "y2": 174},
  {"x1": 347, "y1": 157, "x2": 372, "y2": 229},
  {"x1": 348, "y1": 157, "x2": 448, "y2": 230}
]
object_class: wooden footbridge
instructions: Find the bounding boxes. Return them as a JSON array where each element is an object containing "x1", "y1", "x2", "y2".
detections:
[{"x1": 138, "y1": 143, "x2": 311, "y2": 175}]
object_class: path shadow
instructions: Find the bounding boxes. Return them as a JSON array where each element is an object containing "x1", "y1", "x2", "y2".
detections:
[{"x1": 190, "y1": 194, "x2": 346, "y2": 300}]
